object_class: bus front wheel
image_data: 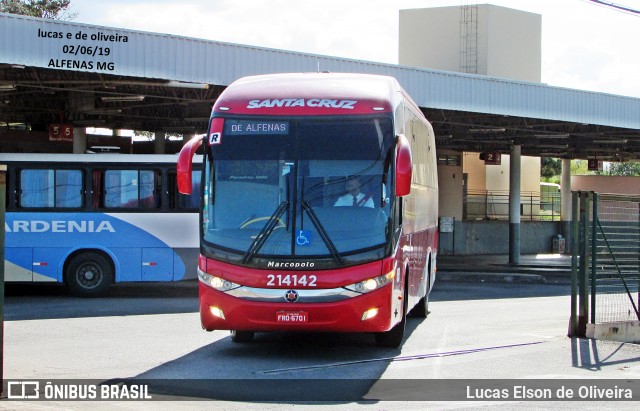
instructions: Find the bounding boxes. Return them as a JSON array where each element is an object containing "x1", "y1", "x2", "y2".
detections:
[
  {"x1": 375, "y1": 276, "x2": 408, "y2": 348},
  {"x1": 230, "y1": 330, "x2": 254, "y2": 343},
  {"x1": 65, "y1": 252, "x2": 113, "y2": 297}
]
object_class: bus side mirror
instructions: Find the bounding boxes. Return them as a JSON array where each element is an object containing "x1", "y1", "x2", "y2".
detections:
[
  {"x1": 395, "y1": 134, "x2": 412, "y2": 197},
  {"x1": 177, "y1": 135, "x2": 204, "y2": 194}
]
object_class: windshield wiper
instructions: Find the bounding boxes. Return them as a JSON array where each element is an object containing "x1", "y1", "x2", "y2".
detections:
[
  {"x1": 301, "y1": 201, "x2": 344, "y2": 266},
  {"x1": 242, "y1": 201, "x2": 289, "y2": 264}
]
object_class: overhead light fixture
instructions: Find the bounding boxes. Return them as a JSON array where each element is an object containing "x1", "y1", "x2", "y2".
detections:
[
  {"x1": 0, "y1": 84, "x2": 16, "y2": 91},
  {"x1": 88, "y1": 109, "x2": 122, "y2": 114},
  {"x1": 165, "y1": 80, "x2": 210, "y2": 89},
  {"x1": 593, "y1": 139, "x2": 627, "y2": 144},
  {"x1": 100, "y1": 95, "x2": 145, "y2": 102},
  {"x1": 74, "y1": 120, "x2": 106, "y2": 126},
  {"x1": 535, "y1": 134, "x2": 569, "y2": 139},
  {"x1": 469, "y1": 128, "x2": 506, "y2": 133},
  {"x1": 540, "y1": 152, "x2": 568, "y2": 157},
  {"x1": 162, "y1": 126, "x2": 196, "y2": 131}
]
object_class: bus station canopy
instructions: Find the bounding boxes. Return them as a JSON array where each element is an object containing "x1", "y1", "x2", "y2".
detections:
[{"x1": 1, "y1": 12, "x2": 640, "y2": 160}]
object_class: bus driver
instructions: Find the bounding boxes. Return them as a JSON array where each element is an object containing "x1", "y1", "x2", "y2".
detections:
[{"x1": 333, "y1": 177, "x2": 374, "y2": 208}]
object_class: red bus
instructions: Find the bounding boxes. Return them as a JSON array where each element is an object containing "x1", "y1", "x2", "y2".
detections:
[{"x1": 177, "y1": 73, "x2": 438, "y2": 347}]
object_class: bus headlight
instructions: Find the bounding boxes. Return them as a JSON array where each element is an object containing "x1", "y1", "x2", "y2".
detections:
[
  {"x1": 198, "y1": 268, "x2": 241, "y2": 291},
  {"x1": 344, "y1": 271, "x2": 394, "y2": 294}
]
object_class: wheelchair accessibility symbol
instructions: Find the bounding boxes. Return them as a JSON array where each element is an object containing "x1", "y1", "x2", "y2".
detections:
[{"x1": 296, "y1": 230, "x2": 312, "y2": 246}]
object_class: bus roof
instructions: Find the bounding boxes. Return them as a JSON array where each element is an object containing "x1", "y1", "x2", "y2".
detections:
[{"x1": 212, "y1": 73, "x2": 401, "y2": 116}]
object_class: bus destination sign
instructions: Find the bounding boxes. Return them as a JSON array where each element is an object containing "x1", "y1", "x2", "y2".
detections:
[{"x1": 226, "y1": 120, "x2": 289, "y2": 135}]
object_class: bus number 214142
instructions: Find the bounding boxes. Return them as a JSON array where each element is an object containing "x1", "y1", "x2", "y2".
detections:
[{"x1": 267, "y1": 274, "x2": 317, "y2": 287}]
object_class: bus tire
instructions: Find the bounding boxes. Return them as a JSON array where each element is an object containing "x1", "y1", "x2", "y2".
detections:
[
  {"x1": 411, "y1": 269, "x2": 431, "y2": 318},
  {"x1": 65, "y1": 252, "x2": 113, "y2": 297},
  {"x1": 375, "y1": 274, "x2": 408, "y2": 348},
  {"x1": 411, "y1": 289, "x2": 430, "y2": 318},
  {"x1": 230, "y1": 330, "x2": 254, "y2": 343}
]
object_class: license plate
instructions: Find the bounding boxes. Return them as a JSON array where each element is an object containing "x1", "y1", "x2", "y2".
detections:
[{"x1": 276, "y1": 311, "x2": 308, "y2": 323}]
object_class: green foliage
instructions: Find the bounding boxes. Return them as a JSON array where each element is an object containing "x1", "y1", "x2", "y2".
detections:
[
  {"x1": 541, "y1": 175, "x2": 561, "y2": 185},
  {"x1": 606, "y1": 162, "x2": 640, "y2": 176},
  {"x1": 541, "y1": 157, "x2": 562, "y2": 179},
  {"x1": 0, "y1": 0, "x2": 76, "y2": 20},
  {"x1": 571, "y1": 159, "x2": 591, "y2": 175}
]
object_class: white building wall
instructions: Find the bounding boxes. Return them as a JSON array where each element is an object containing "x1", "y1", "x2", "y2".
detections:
[{"x1": 399, "y1": 5, "x2": 541, "y2": 82}]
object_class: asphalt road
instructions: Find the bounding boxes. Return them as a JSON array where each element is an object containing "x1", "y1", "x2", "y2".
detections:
[{"x1": 2, "y1": 279, "x2": 639, "y2": 410}]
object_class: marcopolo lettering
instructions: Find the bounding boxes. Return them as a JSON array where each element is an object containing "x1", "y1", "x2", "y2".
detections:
[
  {"x1": 5, "y1": 220, "x2": 116, "y2": 233},
  {"x1": 267, "y1": 261, "x2": 315, "y2": 268},
  {"x1": 247, "y1": 99, "x2": 357, "y2": 110}
]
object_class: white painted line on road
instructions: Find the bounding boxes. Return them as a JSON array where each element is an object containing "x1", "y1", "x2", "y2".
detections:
[{"x1": 259, "y1": 341, "x2": 547, "y2": 374}]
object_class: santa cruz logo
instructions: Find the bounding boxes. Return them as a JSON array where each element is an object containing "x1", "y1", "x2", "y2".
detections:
[
  {"x1": 247, "y1": 99, "x2": 357, "y2": 110},
  {"x1": 284, "y1": 290, "x2": 299, "y2": 303}
]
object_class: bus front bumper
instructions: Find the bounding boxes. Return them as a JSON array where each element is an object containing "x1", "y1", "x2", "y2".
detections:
[{"x1": 199, "y1": 282, "x2": 399, "y2": 333}]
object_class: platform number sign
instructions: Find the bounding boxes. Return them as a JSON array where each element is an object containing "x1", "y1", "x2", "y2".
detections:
[
  {"x1": 49, "y1": 124, "x2": 74, "y2": 142},
  {"x1": 588, "y1": 159, "x2": 603, "y2": 171},
  {"x1": 480, "y1": 152, "x2": 501, "y2": 165}
]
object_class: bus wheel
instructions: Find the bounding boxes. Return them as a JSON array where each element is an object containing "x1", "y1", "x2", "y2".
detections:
[
  {"x1": 230, "y1": 330, "x2": 254, "y2": 343},
  {"x1": 411, "y1": 291, "x2": 430, "y2": 318},
  {"x1": 411, "y1": 272, "x2": 430, "y2": 318},
  {"x1": 375, "y1": 312, "x2": 406, "y2": 348},
  {"x1": 65, "y1": 252, "x2": 113, "y2": 297},
  {"x1": 375, "y1": 278, "x2": 408, "y2": 348}
]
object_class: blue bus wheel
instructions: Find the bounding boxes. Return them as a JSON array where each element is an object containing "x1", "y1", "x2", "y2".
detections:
[{"x1": 65, "y1": 252, "x2": 113, "y2": 297}]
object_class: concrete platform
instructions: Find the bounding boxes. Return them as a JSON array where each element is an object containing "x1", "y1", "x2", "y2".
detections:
[{"x1": 437, "y1": 253, "x2": 572, "y2": 284}]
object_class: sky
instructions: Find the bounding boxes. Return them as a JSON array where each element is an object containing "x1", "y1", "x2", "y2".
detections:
[{"x1": 67, "y1": 0, "x2": 640, "y2": 99}]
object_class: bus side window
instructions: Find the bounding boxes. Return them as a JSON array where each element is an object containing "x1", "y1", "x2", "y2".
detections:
[
  {"x1": 103, "y1": 169, "x2": 159, "y2": 209},
  {"x1": 56, "y1": 169, "x2": 83, "y2": 207},
  {"x1": 18, "y1": 169, "x2": 83, "y2": 208},
  {"x1": 19, "y1": 169, "x2": 55, "y2": 207},
  {"x1": 138, "y1": 170, "x2": 158, "y2": 209}
]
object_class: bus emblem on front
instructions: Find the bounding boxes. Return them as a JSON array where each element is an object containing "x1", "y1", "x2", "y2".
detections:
[{"x1": 284, "y1": 290, "x2": 299, "y2": 303}]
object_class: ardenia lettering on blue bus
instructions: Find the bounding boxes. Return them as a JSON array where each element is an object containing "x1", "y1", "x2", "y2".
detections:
[
  {"x1": 5, "y1": 220, "x2": 115, "y2": 233},
  {"x1": 226, "y1": 120, "x2": 289, "y2": 135},
  {"x1": 246, "y1": 99, "x2": 357, "y2": 110}
]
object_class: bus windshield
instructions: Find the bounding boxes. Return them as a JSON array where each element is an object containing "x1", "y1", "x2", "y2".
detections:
[{"x1": 203, "y1": 116, "x2": 395, "y2": 265}]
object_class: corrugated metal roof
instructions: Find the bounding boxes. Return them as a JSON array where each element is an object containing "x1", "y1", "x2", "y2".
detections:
[{"x1": 1, "y1": 12, "x2": 639, "y2": 130}]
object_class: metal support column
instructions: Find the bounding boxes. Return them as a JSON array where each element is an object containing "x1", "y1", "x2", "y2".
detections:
[
  {"x1": 577, "y1": 192, "x2": 591, "y2": 337},
  {"x1": 569, "y1": 191, "x2": 579, "y2": 337},
  {"x1": 509, "y1": 145, "x2": 521, "y2": 265},
  {"x1": 561, "y1": 158, "x2": 572, "y2": 252}
]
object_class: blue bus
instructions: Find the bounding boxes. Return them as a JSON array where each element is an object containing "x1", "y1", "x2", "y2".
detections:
[{"x1": 2, "y1": 153, "x2": 201, "y2": 296}]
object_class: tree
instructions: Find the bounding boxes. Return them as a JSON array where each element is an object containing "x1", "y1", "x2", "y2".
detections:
[
  {"x1": 0, "y1": 0, "x2": 76, "y2": 20},
  {"x1": 606, "y1": 162, "x2": 640, "y2": 176},
  {"x1": 541, "y1": 157, "x2": 562, "y2": 178},
  {"x1": 571, "y1": 159, "x2": 591, "y2": 176}
]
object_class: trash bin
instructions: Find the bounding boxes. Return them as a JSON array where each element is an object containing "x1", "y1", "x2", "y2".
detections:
[{"x1": 552, "y1": 234, "x2": 565, "y2": 254}]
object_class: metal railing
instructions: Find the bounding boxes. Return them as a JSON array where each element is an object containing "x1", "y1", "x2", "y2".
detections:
[
  {"x1": 569, "y1": 191, "x2": 640, "y2": 338},
  {"x1": 463, "y1": 190, "x2": 561, "y2": 221}
]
